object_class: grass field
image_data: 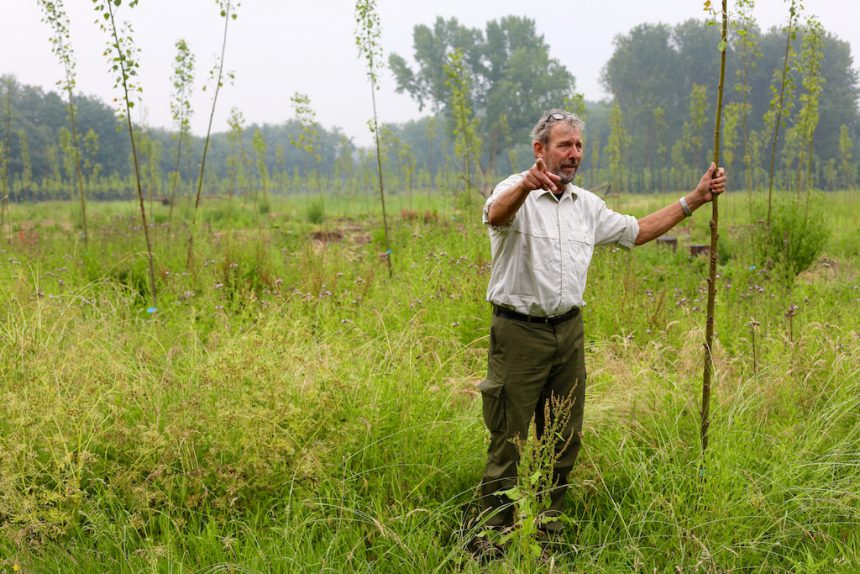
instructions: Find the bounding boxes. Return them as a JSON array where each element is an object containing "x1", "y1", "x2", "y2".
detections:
[{"x1": 0, "y1": 189, "x2": 857, "y2": 572}]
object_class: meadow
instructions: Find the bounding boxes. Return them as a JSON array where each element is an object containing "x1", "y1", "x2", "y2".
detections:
[{"x1": 0, "y1": 189, "x2": 857, "y2": 573}]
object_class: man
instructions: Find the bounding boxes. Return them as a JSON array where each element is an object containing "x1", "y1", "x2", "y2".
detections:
[{"x1": 476, "y1": 109, "x2": 726, "y2": 546}]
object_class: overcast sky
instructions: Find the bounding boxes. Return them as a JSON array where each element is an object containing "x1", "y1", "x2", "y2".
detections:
[{"x1": 2, "y1": 0, "x2": 858, "y2": 146}]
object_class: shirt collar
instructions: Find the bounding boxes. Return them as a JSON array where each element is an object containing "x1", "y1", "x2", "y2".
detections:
[{"x1": 537, "y1": 183, "x2": 577, "y2": 202}]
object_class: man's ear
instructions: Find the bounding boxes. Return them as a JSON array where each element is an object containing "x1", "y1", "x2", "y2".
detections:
[{"x1": 533, "y1": 140, "x2": 543, "y2": 159}]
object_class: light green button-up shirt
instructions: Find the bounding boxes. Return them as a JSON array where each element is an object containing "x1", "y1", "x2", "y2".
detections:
[{"x1": 483, "y1": 172, "x2": 639, "y2": 316}]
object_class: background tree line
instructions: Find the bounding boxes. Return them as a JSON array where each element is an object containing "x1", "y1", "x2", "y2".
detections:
[{"x1": 0, "y1": 15, "x2": 857, "y2": 203}]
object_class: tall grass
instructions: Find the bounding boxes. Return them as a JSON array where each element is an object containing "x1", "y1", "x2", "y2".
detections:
[{"x1": 0, "y1": 191, "x2": 857, "y2": 572}]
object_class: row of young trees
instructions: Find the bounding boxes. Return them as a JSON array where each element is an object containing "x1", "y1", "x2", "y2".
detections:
[
  {"x1": 1, "y1": 0, "x2": 408, "y2": 301},
  {"x1": 0, "y1": 73, "x2": 472, "y2": 202},
  {"x1": 0, "y1": 11, "x2": 858, "y2": 212},
  {"x1": 592, "y1": 11, "x2": 858, "y2": 193}
]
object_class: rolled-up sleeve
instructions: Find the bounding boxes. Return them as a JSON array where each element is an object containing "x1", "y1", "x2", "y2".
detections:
[
  {"x1": 482, "y1": 173, "x2": 525, "y2": 232},
  {"x1": 593, "y1": 201, "x2": 639, "y2": 248}
]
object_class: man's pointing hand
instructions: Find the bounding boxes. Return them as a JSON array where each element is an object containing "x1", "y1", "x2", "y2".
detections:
[{"x1": 523, "y1": 157, "x2": 561, "y2": 193}]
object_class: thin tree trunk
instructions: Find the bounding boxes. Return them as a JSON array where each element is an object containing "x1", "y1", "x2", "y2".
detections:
[
  {"x1": 766, "y1": 5, "x2": 797, "y2": 228},
  {"x1": 66, "y1": 95, "x2": 89, "y2": 245},
  {"x1": 167, "y1": 131, "x2": 184, "y2": 233},
  {"x1": 701, "y1": 0, "x2": 728, "y2": 457},
  {"x1": 0, "y1": 81, "x2": 11, "y2": 241},
  {"x1": 108, "y1": 3, "x2": 156, "y2": 307},
  {"x1": 187, "y1": 4, "x2": 231, "y2": 269},
  {"x1": 370, "y1": 82, "x2": 392, "y2": 278}
]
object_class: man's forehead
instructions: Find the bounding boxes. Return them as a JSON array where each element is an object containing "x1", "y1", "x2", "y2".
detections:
[{"x1": 548, "y1": 123, "x2": 583, "y2": 143}]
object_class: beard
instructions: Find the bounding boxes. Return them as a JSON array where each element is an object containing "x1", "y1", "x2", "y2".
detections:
[{"x1": 552, "y1": 164, "x2": 578, "y2": 186}]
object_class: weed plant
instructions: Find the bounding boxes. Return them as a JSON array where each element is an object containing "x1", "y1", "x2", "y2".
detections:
[{"x1": 0, "y1": 190, "x2": 857, "y2": 572}]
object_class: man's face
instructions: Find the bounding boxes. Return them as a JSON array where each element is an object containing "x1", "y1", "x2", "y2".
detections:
[{"x1": 535, "y1": 122, "x2": 584, "y2": 186}]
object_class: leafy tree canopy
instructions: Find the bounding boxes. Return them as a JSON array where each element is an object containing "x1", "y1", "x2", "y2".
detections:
[{"x1": 389, "y1": 16, "x2": 576, "y2": 169}]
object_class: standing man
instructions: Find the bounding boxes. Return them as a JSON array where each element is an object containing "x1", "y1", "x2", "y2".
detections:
[{"x1": 476, "y1": 109, "x2": 726, "y2": 543}]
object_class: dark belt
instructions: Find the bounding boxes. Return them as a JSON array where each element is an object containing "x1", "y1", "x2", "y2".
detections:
[{"x1": 493, "y1": 305, "x2": 580, "y2": 325}]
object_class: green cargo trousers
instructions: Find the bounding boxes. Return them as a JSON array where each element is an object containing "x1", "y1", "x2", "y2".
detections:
[{"x1": 478, "y1": 309, "x2": 586, "y2": 531}]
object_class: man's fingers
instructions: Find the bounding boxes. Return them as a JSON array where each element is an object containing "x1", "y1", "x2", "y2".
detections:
[
  {"x1": 539, "y1": 170, "x2": 560, "y2": 191},
  {"x1": 527, "y1": 160, "x2": 559, "y2": 191}
]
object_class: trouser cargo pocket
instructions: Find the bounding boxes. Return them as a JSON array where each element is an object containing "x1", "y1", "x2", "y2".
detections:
[{"x1": 478, "y1": 378, "x2": 506, "y2": 433}]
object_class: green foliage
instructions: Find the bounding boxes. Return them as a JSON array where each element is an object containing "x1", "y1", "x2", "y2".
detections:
[
  {"x1": 354, "y1": 0, "x2": 392, "y2": 276},
  {"x1": 687, "y1": 83, "x2": 709, "y2": 166},
  {"x1": 734, "y1": 0, "x2": 761, "y2": 194},
  {"x1": 252, "y1": 128, "x2": 270, "y2": 208},
  {"x1": 37, "y1": 0, "x2": 92, "y2": 242},
  {"x1": 495, "y1": 392, "x2": 577, "y2": 563},
  {"x1": 354, "y1": 0, "x2": 383, "y2": 90},
  {"x1": 795, "y1": 16, "x2": 825, "y2": 193},
  {"x1": 188, "y1": 0, "x2": 240, "y2": 269},
  {"x1": 765, "y1": 0, "x2": 802, "y2": 223},
  {"x1": 390, "y1": 16, "x2": 575, "y2": 172},
  {"x1": 225, "y1": 106, "x2": 246, "y2": 197},
  {"x1": 600, "y1": 15, "x2": 858, "y2": 192},
  {"x1": 305, "y1": 198, "x2": 325, "y2": 224},
  {"x1": 838, "y1": 124, "x2": 856, "y2": 189},
  {"x1": 1, "y1": 192, "x2": 858, "y2": 572},
  {"x1": 721, "y1": 102, "x2": 741, "y2": 174},
  {"x1": 0, "y1": 79, "x2": 10, "y2": 237},
  {"x1": 444, "y1": 50, "x2": 481, "y2": 199},
  {"x1": 167, "y1": 38, "x2": 195, "y2": 224},
  {"x1": 753, "y1": 194, "x2": 830, "y2": 275},
  {"x1": 91, "y1": 0, "x2": 156, "y2": 305},
  {"x1": 605, "y1": 102, "x2": 628, "y2": 192},
  {"x1": 289, "y1": 92, "x2": 321, "y2": 197}
]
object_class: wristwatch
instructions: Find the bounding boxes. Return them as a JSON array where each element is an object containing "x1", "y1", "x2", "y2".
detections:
[{"x1": 679, "y1": 196, "x2": 692, "y2": 217}]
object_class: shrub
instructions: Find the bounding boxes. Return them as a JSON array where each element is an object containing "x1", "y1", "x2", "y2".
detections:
[
  {"x1": 753, "y1": 194, "x2": 830, "y2": 275},
  {"x1": 258, "y1": 198, "x2": 271, "y2": 215},
  {"x1": 306, "y1": 199, "x2": 325, "y2": 224}
]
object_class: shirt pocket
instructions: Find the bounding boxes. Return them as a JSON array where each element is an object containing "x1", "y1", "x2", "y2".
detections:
[
  {"x1": 509, "y1": 233, "x2": 557, "y2": 297},
  {"x1": 564, "y1": 230, "x2": 595, "y2": 290}
]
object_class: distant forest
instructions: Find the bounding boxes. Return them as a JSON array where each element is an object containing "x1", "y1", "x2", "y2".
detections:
[{"x1": 0, "y1": 16, "x2": 857, "y2": 201}]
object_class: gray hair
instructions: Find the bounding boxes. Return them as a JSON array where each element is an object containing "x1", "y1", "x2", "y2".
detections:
[{"x1": 530, "y1": 109, "x2": 585, "y2": 147}]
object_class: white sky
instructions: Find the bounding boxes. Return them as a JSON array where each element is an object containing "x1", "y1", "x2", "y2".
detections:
[{"x1": 1, "y1": 0, "x2": 858, "y2": 146}]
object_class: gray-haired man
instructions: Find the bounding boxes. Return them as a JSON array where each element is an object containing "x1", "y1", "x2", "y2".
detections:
[{"x1": 476, "y1": 109, "x2": 726, "y2": 548}]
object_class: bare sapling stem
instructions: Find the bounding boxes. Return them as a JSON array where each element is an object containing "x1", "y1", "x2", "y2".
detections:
[
  {"x1": 370, "y1": 82, "x2": 393, "y2": 278},
  {"x1": 766, "y1": 0, "x2": 799, "y2": 228},
  {"x1": 701, "y1": 0, "x2": 729, "y2": 457},
  {"x1": 167, "y1": 39, "x2": 195, "y2": 235},
  {"x1": 39, "y1": 0, "x2": 91, "y2": 244},
  {"x1": 355, "y1": 0, "x2": 393, "y2": 278},
  {"x1": 168, "y1": 126, "x2": 184, "y2": 230},
  {"x1": 187, "y1": 0, "x2": 238, "y2": 270},
  {"x1": 95, "y1": 0, "x2": 157, "y2": 308},
  {"x1": 68, "y1": 97, "x2": 88, "y2": 245},
  {"x1": 0, "y1": 80, "x2": 10, "y2": 241}
]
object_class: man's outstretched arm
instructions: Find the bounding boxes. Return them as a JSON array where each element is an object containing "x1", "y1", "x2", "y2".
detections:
[{"x1": 635, "y1": 163, "x2": 727, "y2": 246}]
